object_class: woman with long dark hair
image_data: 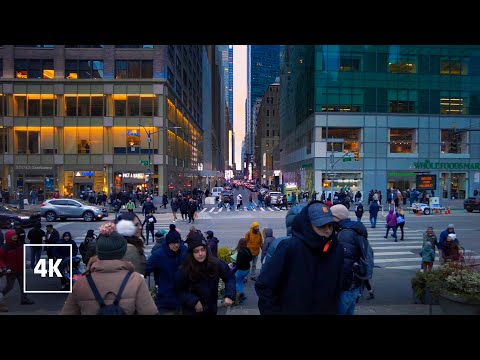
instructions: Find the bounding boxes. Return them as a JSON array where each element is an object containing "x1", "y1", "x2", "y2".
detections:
[{"x1": 174, "y1": 231, "x2": 235, "y2": 315}]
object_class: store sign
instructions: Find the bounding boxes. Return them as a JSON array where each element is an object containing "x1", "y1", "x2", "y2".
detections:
[
  {"x1": 416, "y1": 175, "x2": 436, "y2": 190},
  {"x1": 273, "y1": 170, "x2": 281, "y2": 176},
  {"x1": 75, "y1": 171, "x2": 94, "y2": 177},
  {"x1": 119, "y1": 173, "x2": 145, "y2": 179},
  {"x1": 413, "y1": 160, "x2": 480, "y2": 170},
  {"x1": 388, "y1": 172, "x2": 416, "y2": 177},
  {"x1": 15, "y1": 165, "x2": 53, "y2": 170}
]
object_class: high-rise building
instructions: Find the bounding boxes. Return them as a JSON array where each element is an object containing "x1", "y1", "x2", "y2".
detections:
[
  {"x1": 246, "y1": 45, "x2": 280, "y2": 156},
  {"x1": 0, "y1": 45, "x2": 212, "y2": 199},
  {"x1": 228, "y1": 45, "x2": 234, "y2": 126},
  {"x1": 279, "y1": 45, "x2": 480, "y2": 201}
]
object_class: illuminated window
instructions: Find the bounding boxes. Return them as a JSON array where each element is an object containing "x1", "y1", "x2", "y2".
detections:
[
  {"x1": 388, "y1": 55, "x2": 416, "y2": 73},
  {"x1": 64, "y1": 95, "x2": 105, "y2": 116},
  {"x1": 440, "y1": 97, "x2": 466, "y2": 114},
  {"x1": 389, "y1": 128, "x2": 416, "y2": 153},
  {"x1": 322, "y1": 128, "x2": 361, "y2": 153},
  {"x1": 440, "y1": 57, "x2": 468, "y2": 75},
  {"x1": 441, "y1": 129, "x2": 467, "y2": 154},
  {"x1": 15, "y1": 130, "x2": 40, "y2": 154},
  {"x1": 0, "y1": 127, "x2": 7, "y2": 154},
  {"x1": 14, "y1": 59, "x2": 53, "y2": 79},
  {"x1": 339, "y1": 57, "x2": 361, "y2": 71},
  {"x1": 65, "y1": 60, "x2": 104, "y2": 79},
  {"x1": 13, "y1": 95, "x2": 56, "y2": 116}
]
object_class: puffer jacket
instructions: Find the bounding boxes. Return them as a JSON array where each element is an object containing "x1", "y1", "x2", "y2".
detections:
[
  {"x1": 60, "y1": 259, "x2": 158, "y2": 315},
  {"x1": 0, "y1": 230, "x2": 23, "y2": 273}
]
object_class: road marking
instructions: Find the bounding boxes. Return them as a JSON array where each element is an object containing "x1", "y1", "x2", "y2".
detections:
[
  {"x1": 209, "y1": 207, "x2": 215, "y2": 213},
  {"x1": 201, "y1": 208, "x2": 207, "y2": 213}
]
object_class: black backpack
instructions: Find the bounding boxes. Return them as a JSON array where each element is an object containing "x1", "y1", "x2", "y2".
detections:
[{"x1": 86, "y1": 271, "x2": 133, "y2": 315}]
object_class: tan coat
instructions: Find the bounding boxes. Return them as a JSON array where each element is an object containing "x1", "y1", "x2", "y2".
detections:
[
  {"x1": 60, "y1": 259, "x2": 158, "y2": 315},
  {"x1": 123, "y1": 243, "x2": 146, "y2": 274}
]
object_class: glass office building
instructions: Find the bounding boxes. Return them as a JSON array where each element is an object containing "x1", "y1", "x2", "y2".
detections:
[{"x1": 280, "y1": 45, "x2": 480, "y2": 200}]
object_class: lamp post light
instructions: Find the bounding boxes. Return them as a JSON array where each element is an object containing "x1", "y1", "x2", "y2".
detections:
[{"x1": 139, "y1": 123, "x2": 182, "y2": 196}]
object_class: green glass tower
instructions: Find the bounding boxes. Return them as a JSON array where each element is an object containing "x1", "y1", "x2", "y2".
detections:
[{"x1": 280, "y1": 45, "x2": 480, "y2": 202}]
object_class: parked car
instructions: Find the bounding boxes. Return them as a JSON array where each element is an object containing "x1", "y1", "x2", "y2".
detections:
[
  {"x1": 464, "y1": 196, "x2": 480, "y2": 212},
  {"x1": 40, "y1": 198, "x2": 108, "y2": 222},
  {"x1": 0, "y1": 204, "x2": 41, "y2": 229}
]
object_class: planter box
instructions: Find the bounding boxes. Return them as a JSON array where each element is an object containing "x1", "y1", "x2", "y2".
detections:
[
  {"x1": 412, "y1": 287, "x2": 439, "y2": 305},
  {"x1": 438, "y1": 293, "x2": 480, "y2": 315}
]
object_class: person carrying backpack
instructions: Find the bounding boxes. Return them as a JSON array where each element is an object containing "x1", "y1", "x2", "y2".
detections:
[
  {"x1": 354, "y1": 201, "x2": 364, "y2": 222},
  {"x1": 331, "y1": 204, "x2": 374, "y2": 315},
  {"x1": 60, "y1": 222, "x2": 158, "y2": 315}
]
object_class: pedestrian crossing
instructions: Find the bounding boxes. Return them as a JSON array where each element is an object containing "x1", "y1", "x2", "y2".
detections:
[
  {"x1": 199, "y1": 205, "x2": 286, "y2": 213},
  {"x1": 367, "y1": 219, "x2": 480, "y2": 270}
]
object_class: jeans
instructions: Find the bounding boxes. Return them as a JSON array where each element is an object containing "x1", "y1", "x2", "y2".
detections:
[
  {"x1": 370, "y1": 215, "x2": 377, "y2": 228},
  {"x1": 338, "y1": 286, "x2": 362, "y2": 315},
  {"x1": 30, "y1": 247, "x2": 43, "y2": 269},
  {"x1": 235, "y1": 269, "x2": 250, "y2": 295},
  {"x1": 250, "y1": 255, "x2": 259, "y2": 278}
]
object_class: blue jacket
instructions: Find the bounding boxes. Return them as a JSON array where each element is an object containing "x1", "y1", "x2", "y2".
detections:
[
  {"x1": 145, "y1": 242, "x2": 187, "y2": 311},
  {"x1": 53, "y1": 239, "x2": 78, "y2": 259},
  {"x1": 255, "y1": 203, "x2": 344, "y2": 315}
]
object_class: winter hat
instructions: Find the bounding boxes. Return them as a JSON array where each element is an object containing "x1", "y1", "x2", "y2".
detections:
[
  {"x1": 251, "y1": 221, "x2": 260, "y2": 229},
  {"x1": 115, "y1": 219, "x2": 137, "y2": 237},
  {"x1": 205, "y1": 230, "x2": 214, "y2": 238},
  {"x1": 96, "y1": 223, "x2": 127, "y2": 260},
  {"x1": 447, "y1": 233, "x2": 457, "y2": 241},
  {"x1": 155, "y1": 229, "x2": 168, "y2": 238},
  {"x1": 330, "y1": 204, "x2": 350, "y2": 221},
  {"x1": 5, "y1": 230, "x2": 16, "y2": 243},
  {"x1": 187, "y1": 231, "x2": 207, "y2": 252},
  {"x1": 447, "y1": 224, "x2": 455, "y2": 229},
  {"x1": 86, "y1": 229, "x2": 95, "y2": 238},
  {"x1": 165, "y1": 231, "x2": 180, "y2": 245}
]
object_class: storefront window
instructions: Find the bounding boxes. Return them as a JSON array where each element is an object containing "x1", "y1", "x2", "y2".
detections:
[
  {"x1": 389, "y1": 128, "x2": 416, "y2": 153},
  {"x1": 441, "y1": 172, "x2": 466, "y2": 199}
]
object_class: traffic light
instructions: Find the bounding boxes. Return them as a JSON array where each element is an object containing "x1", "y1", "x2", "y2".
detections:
[{"x1": 353, "y1": 148, "x2": 360, "y2": 161}]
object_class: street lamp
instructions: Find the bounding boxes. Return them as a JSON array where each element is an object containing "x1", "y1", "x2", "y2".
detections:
[{"x1": 138, "y1": 122, "x2": 182, "y2": 196}]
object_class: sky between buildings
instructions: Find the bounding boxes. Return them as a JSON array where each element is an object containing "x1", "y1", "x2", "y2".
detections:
[{"x1": 233, "y1": 45, "x2": 246, "y2": 170}]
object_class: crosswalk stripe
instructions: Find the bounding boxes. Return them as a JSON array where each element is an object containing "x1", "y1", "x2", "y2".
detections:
[{"x1": 209, "y1": 207, "x2": 215, "y2": 212}]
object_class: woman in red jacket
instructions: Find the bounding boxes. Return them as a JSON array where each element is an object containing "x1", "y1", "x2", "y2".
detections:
[{"x1": 0, "y1": 230, "x2": 35, "y2": 312}]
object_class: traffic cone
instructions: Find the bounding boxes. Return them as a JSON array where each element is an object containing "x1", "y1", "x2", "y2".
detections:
[{"x1": 416, "y1": 210, "x2": 422, "y2": 216}]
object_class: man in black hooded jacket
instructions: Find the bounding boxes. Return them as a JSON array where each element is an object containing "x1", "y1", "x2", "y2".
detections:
[{"x1": 255, "y1": 201, "x2": 344, "y2": 315}]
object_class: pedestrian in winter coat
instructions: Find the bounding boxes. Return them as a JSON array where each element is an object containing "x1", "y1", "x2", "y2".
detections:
[
  {"x1": 331, "y1": 204, "x2": 372, "y2": 315},
  {"x1": 255, "y1": 201, "x2": 344, "y2": 315},
  {"x1": 145, "y1": 229, "x2": 187, "y2": 314},
  {"x1": 54, "y1": 231, "x2": 79, "y2": 290},
  {"x1": 142, "y1": 211, "x2": 157, "y2": 245},
  {"x1": 0, "y1": 230, "x2": 35, "y2": 312},
  {"x1": 151, "y1": 229, "x2": 168, "y2": 255},
  {"x1": 419, "y1": 241, "x2": 435, "y2": 272},
  {"x1": 260, "y1": 228, "x2": 275, "y2": 264},
  {"x1": 354, "y1": 201, "x2": 364, "y2": 222},
  {"x1": 79, "y1": 229, "x2": 96, "y2": 265},
  {"x1": 115, "y1": 212, "x2": 147, "y2": 275},
  {"x1": 204, "y1": 230, "x2": 219, "y2": 257},
  {"x1": 368, "y1": 200, "x2": 381, "y2": 228},
  {"x1": 27, "y1": 222, "x2": 45, "y2": 269},
  {"x1": 384, "y1": 208, "x2": 397, "y2": 241},
  {"x1": 245, "y1": 221, "x2": 263, "y2": 280},
  {"x1": 60, "y1": 224, "x2": 158, "y2": 315},
  {"x1": 234, "y1": 238, "x2": 253, "y2": 304},
  {"x1": 174, "y1": 231, "x2": 235, "y2": 315}
]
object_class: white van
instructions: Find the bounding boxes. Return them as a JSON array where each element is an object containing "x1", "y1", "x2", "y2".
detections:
[{"x1": 211, "y1": 187, "x2": 224, "y2": 199}]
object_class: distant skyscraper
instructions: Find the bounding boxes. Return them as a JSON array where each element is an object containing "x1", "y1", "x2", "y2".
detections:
[
  {"x1": 228, "y1": 45, "x2": 234, "y2": 127},
  {"x1": 246, "y1": 45, "x2": 280, "y2": 154}
]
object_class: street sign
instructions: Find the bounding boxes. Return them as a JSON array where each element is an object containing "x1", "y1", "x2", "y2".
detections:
[
  {"x1": 343, "y1": 157, "x2": 352, "y2": 162},
  {"x1": 140, "y1": 160, "x2": 149, "y2": 166}
]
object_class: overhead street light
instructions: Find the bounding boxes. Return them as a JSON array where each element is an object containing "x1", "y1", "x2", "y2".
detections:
[{"x1": 138, "y1": 123, "x2": 182, "y2": 196}]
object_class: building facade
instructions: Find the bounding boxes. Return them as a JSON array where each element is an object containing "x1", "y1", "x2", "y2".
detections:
[
  {"x1": 280, "y1": 45, "x2": 480, "y2": 200},
  {"x1": 0, "y1": 45, "x2": 207, "y2": 200},
  {"x1": 246, "y1": 45, "x2": 281, "y2": 157},
  {"x1": 254, "y1": 81, "x2": 280, "y2": 186}
]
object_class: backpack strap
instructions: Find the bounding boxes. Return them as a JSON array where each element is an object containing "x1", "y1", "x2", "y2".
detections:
[{"x1": 86, "y1": 271, "x2": 133, "y2": 308}]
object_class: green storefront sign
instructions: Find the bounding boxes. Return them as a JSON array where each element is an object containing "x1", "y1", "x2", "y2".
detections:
[
  {"x1": 388, "y1": 172, "x2": 416, "y2": 177},
  {"x1": 413, "y1": 160, "x2": 480, "y2": 170}
]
